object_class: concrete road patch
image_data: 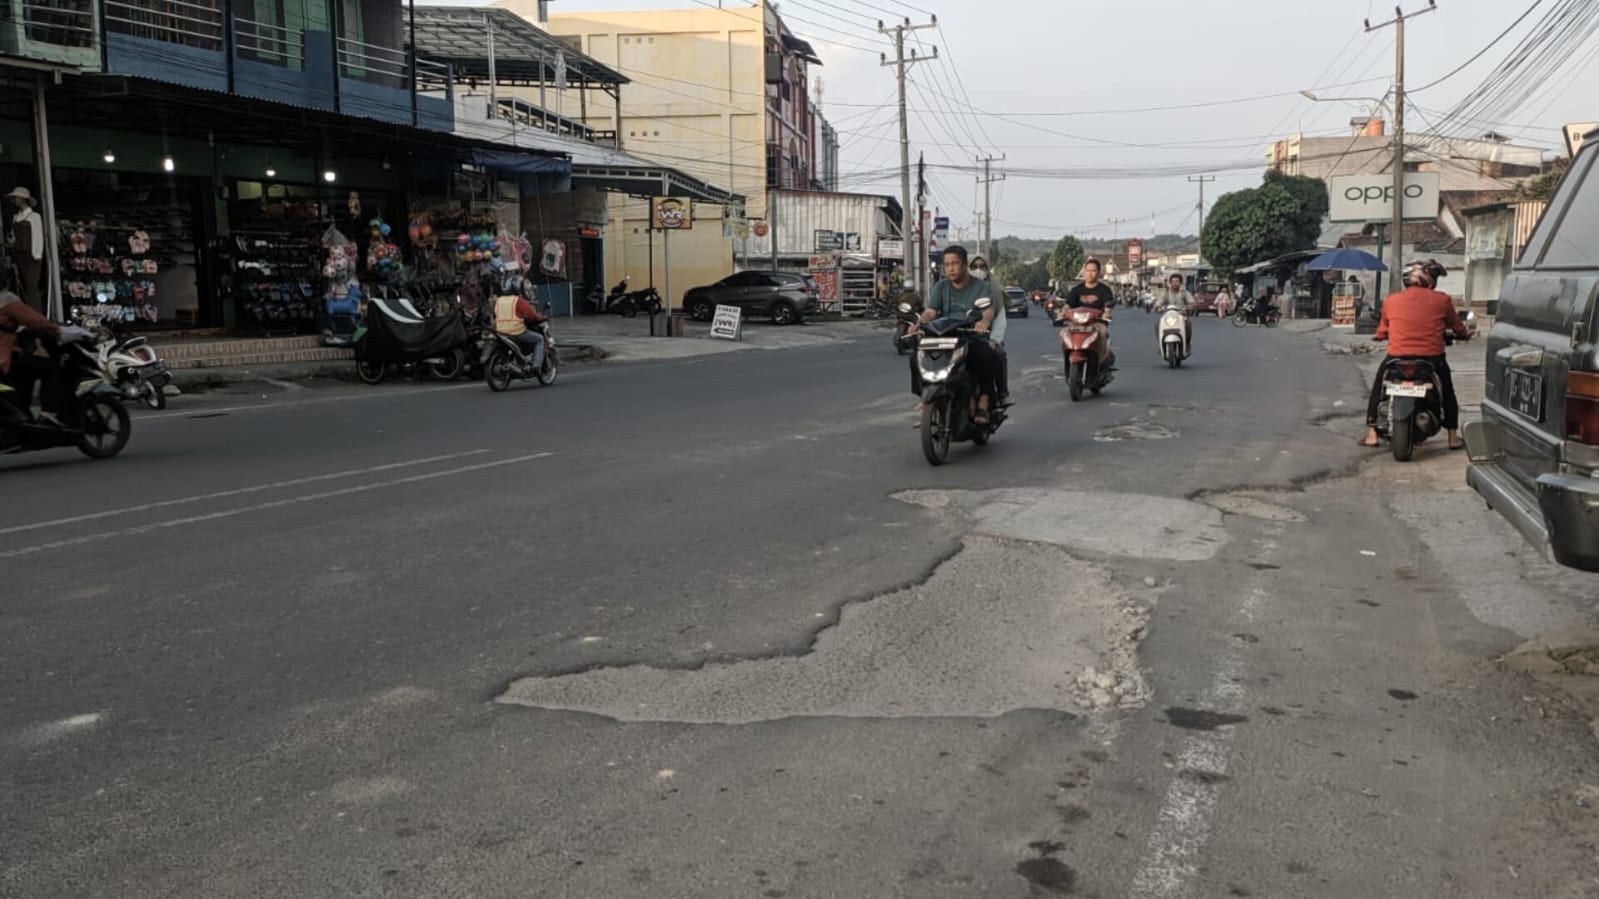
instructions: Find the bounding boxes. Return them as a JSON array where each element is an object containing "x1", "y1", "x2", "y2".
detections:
[{"x1": 496, "y1": 536, "x2": 1150, "y2": 722}]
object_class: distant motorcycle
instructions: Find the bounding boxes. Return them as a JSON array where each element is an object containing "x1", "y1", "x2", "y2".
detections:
[
  {"x1": 1232, "y1": 301, "x2": 1281, "y2": 328},
  {"x1": 1157, "y1": 306, "x2": 1190, "y2": 368}
]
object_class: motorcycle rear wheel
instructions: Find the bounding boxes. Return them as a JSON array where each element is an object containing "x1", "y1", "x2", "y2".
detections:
[
  {"x1": 77, "y1": 396, "x2": 131, "y2": 459},
  {"x1": 1391, "y1": 418, "x2": 1415, "y2": 462},
  {"x1": 920, "y1": 398, "x2": 950, "y2": 466},
  {"x1": 1232, "y1": 312, "x2": 1248, "y2": 328},
  {"x1": 1265, "y1": 312, "x2": 1281, "y2": 328},
  {"x1": 356, "y1": 360, "x2": 386, "y2": 384},
  {"x1": 428, "y1": 349, "x2": 464, "y2": 380},
  {"x1": 537, "y1": 354, "x2": 559, "y2": 386}
]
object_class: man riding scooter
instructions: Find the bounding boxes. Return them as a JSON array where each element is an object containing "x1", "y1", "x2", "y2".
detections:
[
  {"x1": 1153, "y1": 273, "x2": 1194, "y2": 349},
  {"x1": 493, "y1": 290, "x2": 548, "y2": 371},
  {"x1": 1359, "y1": 259, "x2": 1468, "y2": 451},
  {"x1": 911, "y1": 245, "x2": 1002, "y2": 425},
  {"x1": 1060, "y1": 258, "x2": 1116, "y2": 370}
]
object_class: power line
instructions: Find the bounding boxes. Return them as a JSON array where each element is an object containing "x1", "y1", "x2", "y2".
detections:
[{"x1": 1411, "y1": 0, "x2": 1544, "y2": 93}]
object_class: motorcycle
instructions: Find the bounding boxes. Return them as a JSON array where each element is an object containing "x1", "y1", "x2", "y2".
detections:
[
  {"x1": 614, "y1": 285, "x2": 663, "y2": 318},
  {"x1": 1058, "y1": 305, "x2": 1115, "y2": 401},
  {"x1": 1374, "y1": 324, "x2": 1471, "y2": 462},
  {"x1": 483, "y1": 320, "x2": 560, "y2": 392},
  {"x1": 1157, "y1": 306, "x2": 1190, "y2": 368},
  {"x1": 585, "y1": 277, "x2": 631, "y2": 316},
  {"x1": 79, "y1": 317, "x2": 172, "y2": 409},
  {"x1": 1232, "y1": 301, "x2": 1281, "y2": 328},
  {"x1": 915, "y1": 297, "x2": 1005, "y2": 466},
  {"x1": 893, "y1": 300, "x2": 922, "y2": 355},
  {"x1": 353, "y1": 295, "x2": 470, "y2": 384},
  {"x1": 1, "y1": 327, "x2": 132, "y2": 460}
]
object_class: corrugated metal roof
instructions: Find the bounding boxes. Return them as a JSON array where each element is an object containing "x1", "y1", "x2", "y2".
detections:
[{"x1": 412, "y1": 6, "x2": 627, "y2": 87}]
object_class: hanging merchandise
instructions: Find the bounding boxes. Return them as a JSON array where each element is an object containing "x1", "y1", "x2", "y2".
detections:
[
  {"x1": 366, "y1": 217, "x2": 406, "y2": 282},
  {"x1": 321, "y1": 225, "x2": 363, "y2": 346},
  {"x1": 61, "y1": 223, "x2": 162, "y2": 324},
  {"x1": 539, "y1": 238, "x2": 564, "y2": 275}
]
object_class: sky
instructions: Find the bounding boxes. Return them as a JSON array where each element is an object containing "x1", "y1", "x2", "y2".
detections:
[{"x1": 452, "y1": 0, "x2": 1596, "y2": 242}]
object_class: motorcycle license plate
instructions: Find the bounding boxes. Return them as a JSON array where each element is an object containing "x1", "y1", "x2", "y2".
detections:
[
  {"x1": 1067, "y1": 325, "x2": 1094, "y2": 333},
  {"x1": 1386, "y1": 382, "x2": 1430, "y2": 398},
  {"x1": 919, "y1": 337, "x2": 958, "y2": 350}
]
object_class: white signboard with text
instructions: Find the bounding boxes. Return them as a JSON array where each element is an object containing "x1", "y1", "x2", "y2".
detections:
[
  {"x1": 1329, "y1": 173, "x2": 1441, "y2": 223},
  {"x1": 710, "y1": 304, "x2": 742, "y2": 340}
]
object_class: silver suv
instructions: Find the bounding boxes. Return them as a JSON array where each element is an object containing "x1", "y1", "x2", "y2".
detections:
[{"x1": 1465, "y1": 129, "x2": 1599, "y2": 571}]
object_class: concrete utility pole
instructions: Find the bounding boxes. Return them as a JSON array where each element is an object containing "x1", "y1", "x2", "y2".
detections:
[
  {"x1": 1188, "y1": 175, "x2": 1215, "y2": 262},
  {"x1": 1106, "y1": 217, "x2": 1128, "y2": 241},
  {"x1": 977, "y1": 153, "x2": 1005, "y2": 261},
  {"x1": 1366, "y1": 1, "x2": 1437, "y2": 308},
  {"x1": 879, "y1": 16, "x2": 936, "y2": 294},
  {"x1": 916, "y1": 152, "x2": 927, "y2": 286}
]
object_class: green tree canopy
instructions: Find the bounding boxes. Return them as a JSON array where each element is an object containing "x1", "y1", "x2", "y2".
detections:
[
  {"x1": 1202, "y1": 172, "x2": 1330, "y2": 275},
  {"x1": 995, "y1": 258, "x2": 1052, "y2": 291},
  {"x1": 1047, "y1": 235, "x2": 1087, "y2": 284}
]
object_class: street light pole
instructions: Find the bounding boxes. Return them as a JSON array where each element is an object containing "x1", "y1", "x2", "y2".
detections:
[
  {"x1": 880, "y1": 17, "x2": 936, "y2": 295},
  {"x1": 1366, "y1": 1, "x2": 1437, "y2": 309}
]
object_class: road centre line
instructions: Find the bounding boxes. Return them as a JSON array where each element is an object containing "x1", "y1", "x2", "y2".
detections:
[
  {"x1": 0, "y1": 450, "x2": 493, "y2": 536},
  {"x1": 0, "y1": 452, "x2": 552, "y2": 560}
]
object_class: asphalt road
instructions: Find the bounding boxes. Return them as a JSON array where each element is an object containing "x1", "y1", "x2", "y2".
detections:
[{"x1": 5, "y1": 311, "x2": 1599, "y2": 898}]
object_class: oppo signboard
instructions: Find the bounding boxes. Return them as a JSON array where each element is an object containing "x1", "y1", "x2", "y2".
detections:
[{"x1": 1328, "y1": 173, "x2": 1441, "y2": 223}]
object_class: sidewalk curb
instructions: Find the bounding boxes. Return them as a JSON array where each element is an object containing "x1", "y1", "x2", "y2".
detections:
[{"x1": 169, "y1": 343, "x2": 606, "y2": 394}]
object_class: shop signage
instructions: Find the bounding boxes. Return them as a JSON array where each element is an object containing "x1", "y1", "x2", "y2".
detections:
[
  {"x1": 1565, "y1": 122, "x2": 1597, "y2": 158},
  {"x1": 1331, "y1": 295, "x2": 1357, "y2": 328},
  {"x1": 811, "y1": 269, "x2": 839, "y2": 306},
  {"x1": 579, "y1": 226, "x2": 602, "y2": 239},
  {"x1": 723, "y1": 203, "x2": 748, "y2": 240},
  {"x1": 1467, "y1": 218, "x2": 1509, "y2": 261},
  {"x1": 651, "y1": 196, "x2": 692, "y2": 230},
  {"x1": 710, "y1": 303, "x2": 742, "y2": 340},
  {"x1": 934, "y1": 216, "x2": 949, "y2": 242},
  {"x1": 1329, "y1": 173, "x2": 1440, "y2": 223},
  {"x1": 841, "y1": 232, "x2": 862, "y2": 251},
  {"x1": 1127, "y1": 238, "x2": 1144, "y2": 269},
  {"x1": 878, "y1": 238, "x2": 904, "y2": 260},
  {"x1": 814, "y1": 229, "x2": 843, "y2": 251}
]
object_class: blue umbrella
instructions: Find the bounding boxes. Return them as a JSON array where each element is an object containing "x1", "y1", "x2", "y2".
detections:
[{"x1": 1306, "y1": 247, "x2": 1387, "y2": 271}]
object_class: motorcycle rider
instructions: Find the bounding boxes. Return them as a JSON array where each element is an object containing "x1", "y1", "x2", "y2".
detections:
[
  {"x1": 913, "y1": 245, "x2": 1001, "y2": 425},
  {"x1": 1153, "y1": 273, "x2": 1194, "y2": 349},
  {"x1": 0, "y1": 288, "x2": 66, "y2": 426},
  {"x1": 1060, "y1": 258, "x2": 1116, "y2": 369},
  {"x1": 493, "y1": 290, "x2": 548, "y2": 372},
  {"x1": 1360, "y1": 259, "x2": 1468, "y2": 451},
  {"x1": 967, "y1": 254, "x2": 1011, "y2": 408}
]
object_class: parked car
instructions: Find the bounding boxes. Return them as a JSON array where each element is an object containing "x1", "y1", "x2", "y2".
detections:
[
  {"x1": 683, "y1": 271, "x2": 822, "y2": 325},
  {"x1": 1004, "y1": 286, "x2": 1028, "y2": 318},
  {"x1": 1465, "y1": 130, "x2": 1599, "y2": 571},
  {"x1": 1190, "y1": 280, "x2": 1225, "y2": 316}
]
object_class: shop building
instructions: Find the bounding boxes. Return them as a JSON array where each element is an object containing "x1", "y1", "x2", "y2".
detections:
[{"x1": 0, "y1": 0, "x2": 571, "y2": 335}]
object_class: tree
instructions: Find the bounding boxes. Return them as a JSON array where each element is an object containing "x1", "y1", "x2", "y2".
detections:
[
  {"x1": 1201, "y1": 172, "x2": 1329, "y2": 275},
  {"x1": 1518, "y1": 158, "x2": 1571, "y2": 202},
  {"x1": 995, "y1": 258, "x2": 1051, "y2": 291},
  {"x1": 1047, "y1": 235, "x2": 1087, "y2": 285}
]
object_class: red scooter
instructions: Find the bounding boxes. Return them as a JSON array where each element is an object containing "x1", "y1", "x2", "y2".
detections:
[{"x1": 1058, "y1": 305, "x2": 1115, "y2": 401}]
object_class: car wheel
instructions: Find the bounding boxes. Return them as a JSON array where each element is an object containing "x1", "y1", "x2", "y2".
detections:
[
  {"x1": 688, "y1": 297, "x2": 714, "y2": 321},
  {"x1": 771, "y1": 301, "x2": 799, "y2": 325}
]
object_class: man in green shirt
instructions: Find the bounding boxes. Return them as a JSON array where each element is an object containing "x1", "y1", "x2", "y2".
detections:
[{"x1": 912, "y1": 245, "x2": 1001, "y2": 423}]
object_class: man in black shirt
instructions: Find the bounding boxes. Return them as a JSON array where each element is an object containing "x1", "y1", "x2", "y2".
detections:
[{"x1": 1061, "y1": 258, "x2": 1116, "y2": 368}]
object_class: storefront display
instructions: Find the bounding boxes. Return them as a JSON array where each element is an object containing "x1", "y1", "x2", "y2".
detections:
[{"x1": 55, "y1": 172, "x2": 203, "y2": 328}]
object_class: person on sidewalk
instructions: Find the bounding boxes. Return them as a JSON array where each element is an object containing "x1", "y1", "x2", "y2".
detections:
[
  {"x1": 0, "y1": 289, "x2": 65, "y2": 426},
  {"x1": 493, "y1": 291, "x2": 548, "y2": 371},
  {"x1": 8, "y1": 187, "x2": 44, "y2": 313},
  {"x1": 1360, "y1": 260, "x2": 1468, "y2": 451}
]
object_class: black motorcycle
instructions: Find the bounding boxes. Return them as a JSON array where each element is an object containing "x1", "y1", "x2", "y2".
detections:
[
  {"x1": 893, "y1": 299, "x2": 922, "y2": 355},
  {"x1": 353, "y1": 295, "x2": 470, "y2": 384},
  {"x1": 483, "y1": 321, "x2": 560, "y2": 392},
  {"x1": 614, "y1": 285, "x2": 663, "y2": 318},
  {"x1": 1374, "y1": 327, "x2": 1470, "y2": 462},
  {"x1": 1, "y1": 329, "x2": 131, "y2": 460},
  {"x1": 915, "y1": 297, "x2": 1005, "y2": 466},
  {"x1": 1232, "y1": 301, "x2": 1281, "y2": 328}
]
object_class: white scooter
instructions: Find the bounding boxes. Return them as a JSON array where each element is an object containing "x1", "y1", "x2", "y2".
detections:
[
  {"x1": 1157, "y1": 305, "x2": 1190, "y2": 368},
  {"x1": 80, "y1": 320, "x2": 171, "y2": 409}
]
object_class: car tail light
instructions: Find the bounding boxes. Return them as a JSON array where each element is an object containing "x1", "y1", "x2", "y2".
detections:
[{"x1": 1566, "y1": 371, "x2": 1599, "y2": 445}]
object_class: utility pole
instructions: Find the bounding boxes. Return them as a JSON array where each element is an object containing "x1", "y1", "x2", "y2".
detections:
[
  {"x1": 916, "y1": 152, "x2": 927, "y2": 287},
  {"x1": 977, "y1": 153, "x2": 1005, "y2": 261},
  {"x1": 1366, "y1": 1, "x2": 1437, "y2": 315},
  {"x1": 1188, "y1": 175, "x2": 1215, "y2": 262},
  {"x1": 1106, "y1": 218, "x2": 1128, "y2": 241},
  {"x1": 880, "y1": 16, "x2": 937, "y2": 294}
]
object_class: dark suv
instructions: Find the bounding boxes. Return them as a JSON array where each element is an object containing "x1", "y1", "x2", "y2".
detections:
[
  {"x1": 1465, "y1": 130, "x2": 1599, "y2": 571},
  {"x1": 683, "y1": 271, "x2": 822, "y2": 325}
]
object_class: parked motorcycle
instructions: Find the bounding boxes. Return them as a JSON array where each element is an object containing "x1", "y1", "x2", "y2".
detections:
[
  {"x1": 915, "y1": 297, "x2": 1005, "y2": 466},
  {"x1": 76, "y1": 317, "x2": 172, "y2": 409},
  {"x1": 483, "y1": 320, "x2": 560, "y2": 392},
  {"x1": 0, "y1": 327, "x2": 132, "y2": 460},
  {"x1": 1157, "y1": 306, "x2": 1190, "y2": 368},
  {"x1": 1058, "y1": 305, "x2": 1115, "y2": 401},
  {"x1": 353, "y1": 296, "x2": 469, "y2": 384},
  {"x1": 893, "y1": 300, "x2": 922, "y2": 355},
  {"x1": 1232, "y1": 301, "x2": 1281, "y2": 328},
  {"x1": 614, "y1": 285, "x2": 664, "y2": 318},
  {"x1": 585, "y1": 277, "x2": 631, "y2": 315},
  {"x1": 1374, "y1": 325, "x2": 1471, "y2": 462}
]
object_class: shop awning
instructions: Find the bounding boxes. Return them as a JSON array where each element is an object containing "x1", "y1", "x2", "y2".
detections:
[
  {"x1": 570, "y1": 163, "x2": 739, "y2": 205},
  {"x1": 472, "y1": 147, "x2": 571, "y2": 176},
  {"x1": 412, "y1": 6, "x2": 628, "y2": 88}
]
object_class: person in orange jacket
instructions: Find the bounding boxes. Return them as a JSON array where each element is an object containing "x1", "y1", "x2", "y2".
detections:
[
  {"x1": 493, "y1": 291, "x2": 548, "y2": 370},
  {"x1": 0, "y1": 288, "x2": 66, "y2": 425},
  {"x1": 1360, "y1": 260, "x2": 1469, "y2": 450}
]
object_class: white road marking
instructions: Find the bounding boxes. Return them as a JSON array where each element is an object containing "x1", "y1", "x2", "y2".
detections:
[
  {"x1": 138, "y1": 381, "x2": 483, "y2": 421},
  {"x1": 0, "y1": 452, "x2": 552, "y2": 559},
  {"x1": 13, "y1": 712, "x2": 105, "y2": 747},
  {"x1": 0, "y1": 450, "x2": 492, "y2": 536},
  {"x1": 1128, "y1": 528, "x2": 1281, "y2": 899}
]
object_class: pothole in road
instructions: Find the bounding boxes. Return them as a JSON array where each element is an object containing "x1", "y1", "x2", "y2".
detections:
[
  {"x1": 496, "y1": 536, "x2": 1150, "y2": 723},
  {"x1": 1094, "y1": 417, "x2": 1179, "y2": 442},
  {"x1": 1199, "y1": 492, "x2": 1308, "y2": 523}
]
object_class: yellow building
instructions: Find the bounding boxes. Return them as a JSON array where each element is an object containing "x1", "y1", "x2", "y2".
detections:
[{"x1": 493, "y1": 0, "x2": 824, "y2": 306}]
